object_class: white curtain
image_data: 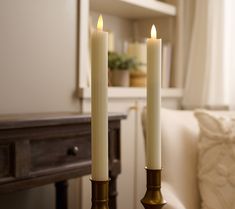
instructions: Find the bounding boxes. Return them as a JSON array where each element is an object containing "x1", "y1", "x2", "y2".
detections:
[
  {"x1": 172, "y1": 0, "x2": 195, "y2": 88},
  {"x1": 224, "y1": 0, "x2": 235, "y2": 109},
  {"x1": 182, "y1": 0, "x2": 227, "y2": 109}
]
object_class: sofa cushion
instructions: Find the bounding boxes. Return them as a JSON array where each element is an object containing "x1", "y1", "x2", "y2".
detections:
[{"x1": 194, "y1": 110, "x2": 235, "y2": 209}]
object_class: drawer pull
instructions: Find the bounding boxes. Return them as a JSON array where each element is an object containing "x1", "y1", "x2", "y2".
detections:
[{"x1": 67, "y1": 146, "x2": 79, "y2": 156}]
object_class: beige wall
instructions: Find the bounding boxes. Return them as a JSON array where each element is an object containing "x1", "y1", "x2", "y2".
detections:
[
  {"x1": 0, "y1": 0, "x2": 80, "y2": 208},
  {"x1": 0, "y1": 0, "x2": 79, "y2": 114}
]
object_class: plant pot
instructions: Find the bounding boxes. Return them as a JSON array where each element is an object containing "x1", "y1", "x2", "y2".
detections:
[
  {"x1": 130, "y1": 71, "x2": 146, "y2": 87},
  {"x1": 111, "y1": 70, "x2": 130, "y2": 87}
]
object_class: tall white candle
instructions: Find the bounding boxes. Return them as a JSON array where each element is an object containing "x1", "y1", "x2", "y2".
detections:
[
  {"x1": 146, "y1": 25, "x2": 162, "y2": 169},
  {"x1": 91, "y1": 15, "x2": 108, "y2": 181}
]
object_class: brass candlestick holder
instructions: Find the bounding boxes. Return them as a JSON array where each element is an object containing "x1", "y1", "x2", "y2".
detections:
[
  {"x1": 91, "y1": 179, "x2": 109, "y2": 209},
  {"x1": 141, "y1": 169, "x2": 166, "y2": 209}
]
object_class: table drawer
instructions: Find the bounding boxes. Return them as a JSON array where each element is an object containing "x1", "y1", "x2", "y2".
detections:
[
  {"x1": 0, "y1": 143, "x2": 13, "y2": 179},
  {"x1": 30, "y1": 134, "x2": 91, "y2": 172}
]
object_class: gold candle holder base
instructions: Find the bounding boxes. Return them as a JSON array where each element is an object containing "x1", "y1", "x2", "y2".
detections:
[
  {"x1": 91, "y1": 179, "x2": 109, "y2": 209},
  {"x1": 141, "y1": 169, "x2": 166, "y2": 209}
]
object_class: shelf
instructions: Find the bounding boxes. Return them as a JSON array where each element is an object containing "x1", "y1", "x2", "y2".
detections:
[
  {"x1": 79, "y1": 87, "x2": 183, "y2": 100},
  {"x1": 90, "y1": 0, "x2": 177, "y2": 19}
]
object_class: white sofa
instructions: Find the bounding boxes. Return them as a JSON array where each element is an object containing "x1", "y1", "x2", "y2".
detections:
[
  {"x1": 142, "y1": 108, "x2": 235, "y2": 209},
  {"x1": 142, "y1": 108, "x2": 201, "y2": 209}
]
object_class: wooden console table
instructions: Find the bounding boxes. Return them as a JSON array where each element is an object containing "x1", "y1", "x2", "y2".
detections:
[{"x1": 0, "y1": 113, "x2": 126, "y2": 209}]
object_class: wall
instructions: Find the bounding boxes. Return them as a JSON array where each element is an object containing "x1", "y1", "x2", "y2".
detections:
[
  {"x1": 0, "y1": 0, "x2": 80, "y2": 208},
  {"x1": 0, "y1": 0, "x2": 79, "y2": 114}
]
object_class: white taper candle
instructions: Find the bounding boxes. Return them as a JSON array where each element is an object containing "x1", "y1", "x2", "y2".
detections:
[
  {"x1": 146, "y1": 25, "x2": 162, "y2": 169},
  {"x1": 91, "y1": 15, "x2": 109, "y2": 180}
]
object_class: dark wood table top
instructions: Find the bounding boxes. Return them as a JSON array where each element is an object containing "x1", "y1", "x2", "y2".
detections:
[{"x1": 0, "y1": 112, "x2": 126, "y2": 130}]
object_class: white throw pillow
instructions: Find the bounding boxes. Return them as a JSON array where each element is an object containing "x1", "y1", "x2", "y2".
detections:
[{"x1": 194, "y1": 110, "x2": 235, "y2": 209}]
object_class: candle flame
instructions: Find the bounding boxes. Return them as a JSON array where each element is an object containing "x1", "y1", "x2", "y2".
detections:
[
  {"x1": 97, "y1": 15, "x2": 103, "y2": 31},
  {"x1": 151, "y1": 24, "x2": 157, "y2": 39}
]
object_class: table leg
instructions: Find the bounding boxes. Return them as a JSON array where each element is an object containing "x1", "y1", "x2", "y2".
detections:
[
  {"x1": 55, "y1": 180, "x2": 68, "y2": 209},
  {"x1": 109, "y1": 174, "x2": 118, "y2": 209}
]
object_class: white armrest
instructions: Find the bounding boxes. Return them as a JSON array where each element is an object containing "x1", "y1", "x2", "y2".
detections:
[
  {"x1": 142, "y1": 108, "x2": 201, "y2": 209},
  {"x1": 162, "y1": 182, "x2": 187, "y2": 209},
  {"x1": 161, "y1": 109, "x2": 200, "y2": 209}
]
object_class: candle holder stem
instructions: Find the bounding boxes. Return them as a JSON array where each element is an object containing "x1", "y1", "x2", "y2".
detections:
[
  {"x1": 91, "y1": 179, "x2": 109, "y2": 209},
  {"x1": 141, "y1": 169, "x2": 166, "y2": 209}
]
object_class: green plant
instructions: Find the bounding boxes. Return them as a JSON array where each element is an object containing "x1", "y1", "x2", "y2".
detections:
[{"x1": 108, "y1": 52, "x2": 138, "y2": 70}]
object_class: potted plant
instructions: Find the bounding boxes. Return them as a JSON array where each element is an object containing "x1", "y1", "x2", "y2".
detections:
[{"x1": 108, "y1": 52, "x2": 137, "y2": 87}]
